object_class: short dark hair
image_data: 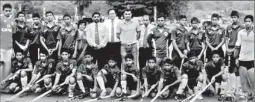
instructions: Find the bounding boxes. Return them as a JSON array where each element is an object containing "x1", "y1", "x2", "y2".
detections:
[
  {"x1": 108, "y1": 55, "x2": 117, "y2": 62},
  {"x1": 147, "y1": 56, "x2": 156, "y2": 62},
  {"x1": 45, "y1": 11, "x2": 54, "y2": 16},
  {"x1": 16, "y1": 11, "x2": 25, "y2": 18},
  {"x1": 61, "y1": 48, "x2": 70, "y2": 54},
  {"x1": 163, "y1": 58, "x2": 173, "y2": 65},
  {"x1": 32, "y1": 13, "x2": 40, "y2": 18},
  {"x1": 84, "y1": 52, "x2": 93, "y2": 57},
  {"x1": 78, "y1": 19, "x2": 87, "y2": 28},
  {"x1": 92, "y1": 12, "x2": 100, "y2": 17},
  {"x1": 39, "y1": 49, "x2": 48, "y2": 56},
  {"x1": 191, "y1": 17, "x2": 200, "y2": 23},
  {"x1": 123, "y1": 9, "x2": 132, "y2": 13},
  {"x1": 212, "y1": 50, "x2": 220, "y2": 56},
  {"x1": 125, "y1": 54, "x2": 134, "y2": 60},
  {"x1": 244, "y1": 15, "x2": 254, "y2": 22},
  {"x1": 178, "y1": 15, "x2": 187, "y2": 20},
  {"x1": 230, "y1": 10, "x2": 239, "y2": 18},
  {"x1": 3, "y1": 3, "x2": 12, "y2": 10},
  {"x1": 108, "y1": 8, "x2": 116, "y2": 14},
  {"x1": 211, "y1": 13, "x2": 220, "y2": 19},
  {"x1": 63, "y1": 13, "x2": 71, "y2": 19},
  {"x1": 157, "y1": 14, "x2": 165, "y2": 19}
]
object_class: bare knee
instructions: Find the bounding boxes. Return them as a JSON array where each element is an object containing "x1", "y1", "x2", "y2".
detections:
[
  {"x1": 182, "y1": 74, "x2": 188, "y2": 79},
  {"x1": 69, "y1": 77, "x2": 76, "y2": 84},
  {"x1": 20, "y1": 71, "x2": 27, "y2": 77},
  {"x1": 44, "y1": 78, "x2": 52, "y2": 85},
  {"x1": 121, "y1": 74, "x2": 127, "y2": 81},
  {"x1": 76, "y1": 74, "x2": 83, "y2": 81}
]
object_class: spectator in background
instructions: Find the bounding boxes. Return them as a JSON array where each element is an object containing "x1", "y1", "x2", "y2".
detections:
[
  {"x1": 85, "y1": 12, "x2": 109, "y2": 68},
  {"x1": 104, "y1": 9, "x2": 122, "y2": 68}
]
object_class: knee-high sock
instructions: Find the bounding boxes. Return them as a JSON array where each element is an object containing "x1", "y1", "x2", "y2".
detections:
[
  {"x1": 215, "y1": 82, "x2": 220, "y2": 94},
  {"x1": 229, "y1": 73, "x2": 236, "y2": 91},
  {"x1": 77, "y1": 80, "x2": 86, "y2": 93},
  {"x1": 121, "y1": 81, "x2": 127, "y2": 93},
  {"x1": 21, "y1": 76, "x2": 28, "y2": 88},
  {"x1": 97, "y1": 76, "x2": 106, "y2": 91},
  {"x1": 236, "y1": 76, "x2": 241, "y2": 89},
  {"x1": 176, "y1": 78, "x2": 188, "y2": 94},
  {"x1": 69, "y1": 83, "x2": 76, "y2": 92},
  {"x1": 44, "y1": 82, "x2": 52, "y2": 90},
  {"x1": 220, "y1": 81, "x2": 227, "y2": 95}
]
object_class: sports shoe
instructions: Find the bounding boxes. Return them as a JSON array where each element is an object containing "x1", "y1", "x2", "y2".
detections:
[
  {"x1": 19, "y1": 92, "x2": 28, "y2": 98},
  {"x1": 198, "y1": 94, "x2": 203, "y2": 100},
  {"x1": 218, "y1": 94, "x2": 224, "y2": 101},
  {"x1": 78, "y1": 92, "x2": 89, "y2": 99},
  {"x1": 120, "y1": 93, "x2": 127, "y2": 101},
  {"x1": 69, "y1": 91, "x2": 74, "y2": 98}
]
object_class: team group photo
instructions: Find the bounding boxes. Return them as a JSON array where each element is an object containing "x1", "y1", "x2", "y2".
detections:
[{"x1": 0, "y1": 0, "x2": 254, "y2": 102}]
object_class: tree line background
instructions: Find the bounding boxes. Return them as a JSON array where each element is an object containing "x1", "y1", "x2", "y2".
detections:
[{"x1": 0, "y1": 0, "x2": 254, "y2": 23}]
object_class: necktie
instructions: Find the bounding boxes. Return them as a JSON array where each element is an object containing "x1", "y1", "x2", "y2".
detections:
[
  {"x1": 95, "y1": 23, "x2": 100, "y2": 45},
  {"x1": 111, "y1": 20, "x2": 115, "y2": 42},
  {"x1": 143, "y1": 26, "x2": 148, "y2": 47}
]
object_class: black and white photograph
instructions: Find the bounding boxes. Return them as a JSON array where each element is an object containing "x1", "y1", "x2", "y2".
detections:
[{"x1": 0, "y1": 0, "x2": 254, "y2": 102}]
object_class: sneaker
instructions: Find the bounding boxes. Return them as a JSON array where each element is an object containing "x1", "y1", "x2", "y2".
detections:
[
  {"x1": 198, "y1": 94, "x2": 203, "y2": 100},
  {"x1": 120, "y1": 93, "x2": 127, "y2": 101},
  {"x1": 19, "y1": 92, "x2": 28, "y2": 98},
  {"x1": 218, "y1": 94, "x2": 224, "y2": 101},
  {"x1": 46, "y1": 92, "x2": 52, "y2": 97},
  {"x1": 69, "y1": 91, "x2": 74, "y2": 98},
  {"x1": 78, "y1": 92, "x2": 89, "y2": 99}
]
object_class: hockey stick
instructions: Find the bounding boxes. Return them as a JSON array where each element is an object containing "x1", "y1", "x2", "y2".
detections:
[
  {"x1": 5, "y1": 76, "x2": 47, "y2": 102},
  {"x1": 28, "y1": 83, "x2": 66, "y2": 102},
  {"x1": 179, "y1": 58, "x2": 185, "y2": 74},
  {"x1": 139, "y1": 82, "x2": 159, "y2": 102},
  {"x1": 150, "y1": 83, "x2": 173, "y2": 102},
  {"x1": 189, "y1": 82, "x2": 213, "y2": 102}
]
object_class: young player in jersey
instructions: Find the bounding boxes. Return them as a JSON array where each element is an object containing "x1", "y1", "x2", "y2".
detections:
[
  {"x1": 51, "y1": 48, "x2": 77, "y2": 98},
  {"x1": 205, "y1": 13, "x2": 225, "y2": 61},
  {"x1": 13, "y1": 11, "x2": 31, "y2": 55},
  {"x1": 57, "y1": 14, "x2": 78, "y2": 59},
  {"x1": 76, "y1": 52, "x2": 98, "y2": 99},
  {"x1": 171, "y1": 15, "x2": 189, "y2": 67},
  {"x1": 141, "y1": 56, "x2": 161, "y2": 98},
  {"x1": 156, "y1": 58, "x2": 188, "y2": 99},
  {"x1": 96, "y1": 55, "x2": 121, "y2": 98},
  {"x1": 120, "y1": 54, "x2": 140, "y2": 101},
  {"x1": 234, "y1": 15, "x2": 254, "y2": 101},
  {"x1": 76, "y1": 20, "x2": 88, "y2": 62},
  {"x1": 182, "y1": 52, "x2": 206, "y2": 100},
  {"x1": 0, "y1": 50, "x2": 32, "y2": 97},
  {"x1": 225, "y1": 10, "x2": 244, "y2": 96},
  {"x1": 0, "y1": 3, "x2": 14, "y2": 85},
  {"x1": 27, "y1": 50, "x2": 55, "y2": 96},
  {"x1": 40, "y1": 11, "x2": 61, "y2": 60},
  {"x1": 187, "y1": 17, "x2": 206, "y2": 61},
  {"x1": 28, "y1": 13, "x2": 43, "y2": 65},
  {"x1": 205, "y1": 51, "x2": 228, "y2": 101},
  {"x1": 147, "y1": 15, "x2": 171, "y2": 65}
]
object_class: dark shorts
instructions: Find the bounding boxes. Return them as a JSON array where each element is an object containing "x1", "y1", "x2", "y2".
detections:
[
  {"x1": 127, "y1": 75, "x2": 137, "y2": 91},
  {"x1": 188, "y1": 78, "x2": 197, "y2": 89},
  {"x1": 11, "y1": 72, "x2": 31, "y2": 87},
  {"x1": 239, "y1": 60, "x2": 254, "y2": 70},
  {"x1": 105, "y1": 74, "x2": 120, "y2": 89},
  {"x1": 224, "y1": 52, "x2": 238, "y2": 75},
  {"x1": 172, "y1": 49, "x2": 186, "y2": 67}
]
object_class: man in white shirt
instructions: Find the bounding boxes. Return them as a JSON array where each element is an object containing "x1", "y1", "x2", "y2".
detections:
[
  {"x1": 234, "y1": 15, "x2": 254, "y2": 101},
  {"x1": 104, "y1": 9, "x2": 121, "y2": 68},
  {"x1": 85, "y1": 12, "x2": 109, "y2": 68},
  {"x1": 139, "y1": 15, "x2": 154, "y2": 69}
]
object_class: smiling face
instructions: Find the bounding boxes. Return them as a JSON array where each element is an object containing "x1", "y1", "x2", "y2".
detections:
[
  {"x1": 244, "y1": 17, "x2": 253, "y2": 29},
  {"x1": 64, "y1": 16, "x2": 71, "y2": 25},
  {"x1": 179, "y1": 18, "x2": 187, "y2": 26},
  {"x1": 125, "y1": 58, "x2": 133, "y2": 67},
  {"x1": 92, "y1": 14, "x2": 100, "y2": 23},
  {"x1": 108, "y1": 9, "x2": 116, "y2": 20},
  {"x1": 108, "y1": 60, "x2": 117, "y2": 67}
]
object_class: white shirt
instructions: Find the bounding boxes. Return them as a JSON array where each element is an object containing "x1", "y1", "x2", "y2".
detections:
[
  {"x1": 139, "y1": 24, "x2": 154, "y2": 47},
  {"x1": 104, "y1": 18, "x2": 121, "y2": 42},
  {"x1": 235, "y1": 28, "x2": 254, "y2": 61},
  {"x1": 85, "y1": 22, "x2": 109, "y2": 47}
]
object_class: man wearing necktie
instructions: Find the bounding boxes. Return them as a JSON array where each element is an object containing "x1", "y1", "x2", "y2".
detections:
[
  {"x1": 104, "y1": 9, "x2": 121, "y2": 68},
  {"x1": 139, "y1": 15, "x2": 154, "y2": 69},
  {"x1": 85, "y1": 12, "x2": 109, "y2": 68}
]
